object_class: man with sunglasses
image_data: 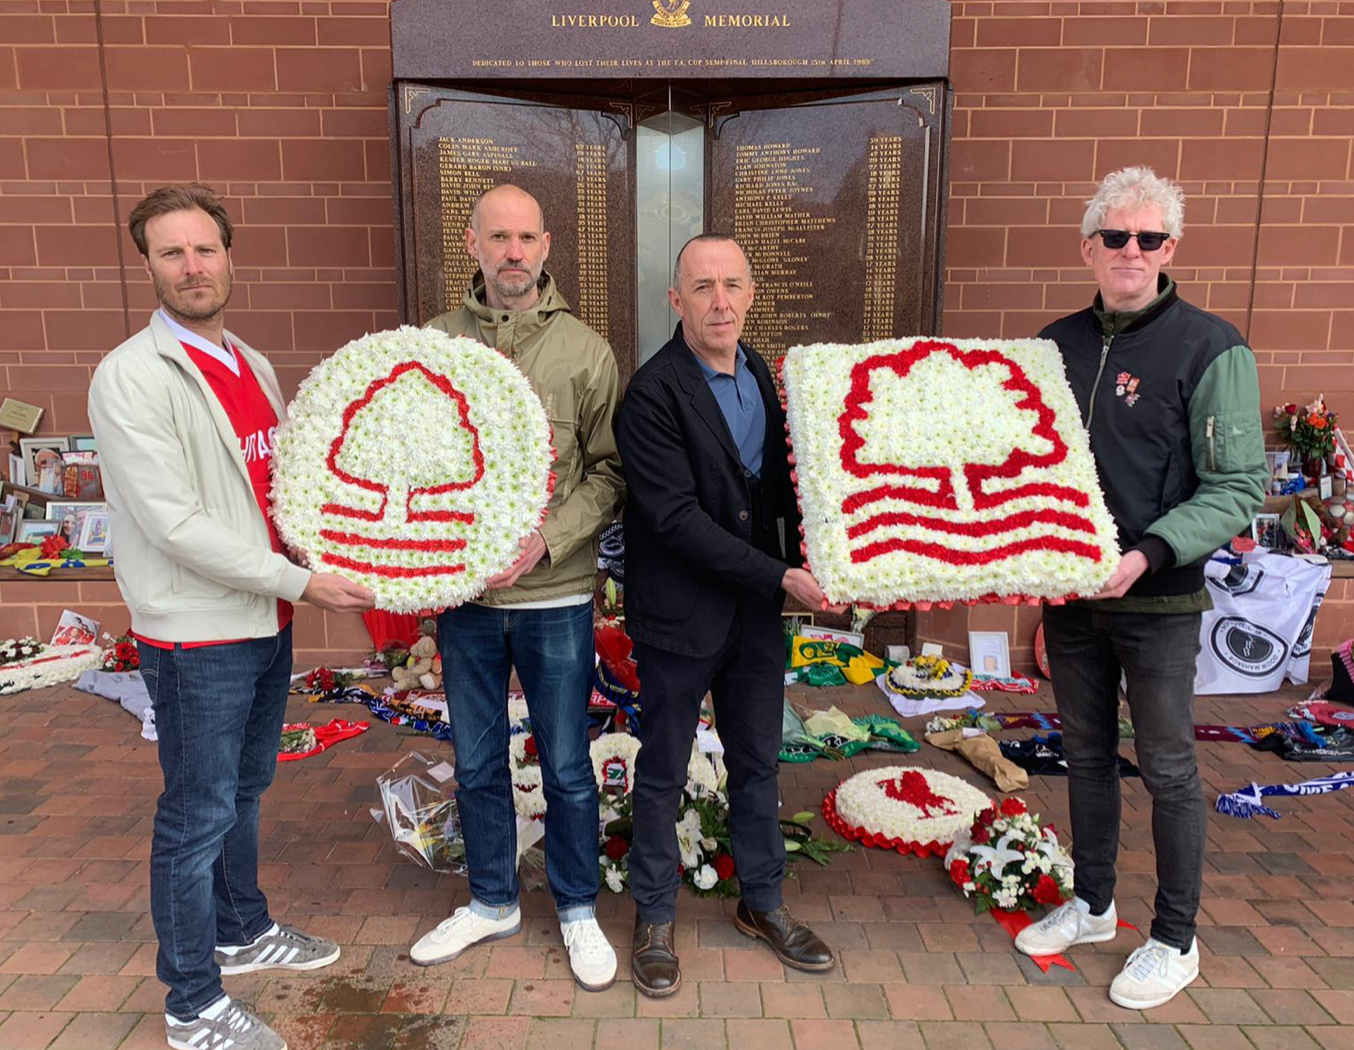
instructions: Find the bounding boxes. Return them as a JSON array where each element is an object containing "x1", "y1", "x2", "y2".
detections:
[{"x1": 1015, "y1": 167, "x2": 1267, "y2": 1009}]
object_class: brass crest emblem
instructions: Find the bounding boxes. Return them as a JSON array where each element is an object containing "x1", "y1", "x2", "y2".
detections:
[{"x1": 651, "y1": 0, "x2": 692, "y2": 28}]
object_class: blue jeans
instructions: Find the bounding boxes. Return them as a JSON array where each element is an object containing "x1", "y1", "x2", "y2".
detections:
[
  {"x1": 1043, "y1": 605, "x2": 1205, "y2": 951},
  {"x1": 437, "y1": 602, "x2": 599, "y2": 921},
  {"x1": 138, "y1": 625, "x2": 293, "y2": 1021}
]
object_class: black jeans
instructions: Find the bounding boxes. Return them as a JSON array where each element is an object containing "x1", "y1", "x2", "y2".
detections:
[
  {"x1": 1043, "y1": 603, "x2": 1204, "y2": 951},
  {"x1": 629, "y1": 599, "x2": 786, "y2": 922}
]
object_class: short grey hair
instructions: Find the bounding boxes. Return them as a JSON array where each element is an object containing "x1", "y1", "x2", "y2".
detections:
[
  {"x1": 1080, "y1": 166, "x2": 1185, "y2": 239},
  {"x1": 672, "y1": 232, "x2": 747, "y2": 289}
]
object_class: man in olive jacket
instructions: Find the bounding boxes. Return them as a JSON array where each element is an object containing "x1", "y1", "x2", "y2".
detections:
[
  {"x1": 1015, "y1": 167, "x2": 1268, "y2": 1010},
  {"x1": 409, "y1": 185, "x2": 625, "y2": 992}
]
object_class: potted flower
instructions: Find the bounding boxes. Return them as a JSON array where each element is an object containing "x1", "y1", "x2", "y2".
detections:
[{"x1": 1274, "y1": 396, "x2": 1338, "y2": 482}]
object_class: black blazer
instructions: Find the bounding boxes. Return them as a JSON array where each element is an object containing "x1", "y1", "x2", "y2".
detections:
[{"x1": 616, "y1": 324, "x2": 802, "y2": 657}]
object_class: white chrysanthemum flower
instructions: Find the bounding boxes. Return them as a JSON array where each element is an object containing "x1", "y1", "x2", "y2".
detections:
[
  {"x1": 0, "y1": 642, "x2": 103, "y2": 694},
  {"x1": 272, "y1": 327, "x2": 553, "y2": 613},
  {"x1": 781, "y1": 338, "x2": 1120, "y2": 605}
]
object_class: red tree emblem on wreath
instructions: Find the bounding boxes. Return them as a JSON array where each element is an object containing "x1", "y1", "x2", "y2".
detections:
[
  {"x1": 836, "y1": 340, "x2": 1102, "y2": 567},
  {"x1": 319, "y1": 361, "x2": 485, "y2": 577}
]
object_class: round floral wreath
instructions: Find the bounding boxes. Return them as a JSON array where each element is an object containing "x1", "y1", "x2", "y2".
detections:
[
  {"x1": 823, "y1": 765, "x2": 990, "y2": 857},
  {"x1": 272, "y1": 327, "x2": 554, "y2": 612},
  {"x1": 592, "y1": 732, "x2": 642, "y2": 795},
  {"x1": 0, "y1": 641, "x2": 103, "y2": 695}
]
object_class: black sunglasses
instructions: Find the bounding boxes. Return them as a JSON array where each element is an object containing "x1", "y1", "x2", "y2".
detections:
[{"x1": 1095, "y1": 229, "x2": 1170, "y2": 251}]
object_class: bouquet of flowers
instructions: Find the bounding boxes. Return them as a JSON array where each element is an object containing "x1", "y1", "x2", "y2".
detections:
[
  {"x1": 100, "y1": 633, "x2": 139, "y2": 673},
  {"x1": 943, "y1": 797, "x2": 1074, "y2": 914},
  {"x1": 1275, "y1": 396, "x2": 1338, "y2": 469}
]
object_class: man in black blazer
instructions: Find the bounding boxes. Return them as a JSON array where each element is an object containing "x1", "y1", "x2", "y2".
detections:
[{"x1": 616, "y1": 233, "x2": 836, "y2": 997}]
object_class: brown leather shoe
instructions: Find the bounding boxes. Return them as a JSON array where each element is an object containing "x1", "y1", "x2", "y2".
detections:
[
  {"x1": 734, "y1": 901, "x2": 835, "y2": 971},
  {"x1": 631, "y1": 917, "x2": 681, "y2": 998}
]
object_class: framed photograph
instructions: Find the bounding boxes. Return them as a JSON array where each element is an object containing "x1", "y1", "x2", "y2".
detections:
[
  {"x1": 8, "y1": 452, "x2": 25, "y2": 487},
  {"x1": 0, "y1": 501, "x2": 17, "y2": 545},
  {"x1": 18, "y1": 436, "x2": 70, "y2": 495},
  {"x1": 50, "y1": 609, "x2": 100, "y2": 647},
  {"x1": 1252, "y1": 512, "x2": 1283, "y2": 550},
  {"x1": 968, "y1": 631, "x2": 1012, "y2": 678},
  {"x1": 77, "y1": 511, "x2": 110, "y2": 553},
  {"x1": 17, "y1": 519, "x2": 59, "y2": 544},
  {"x1": 69, "y1": 434, "x2": 98, "y2": 453},
  {"x1": 46, "y1": 500, "x2": 105, "y2": 546}
]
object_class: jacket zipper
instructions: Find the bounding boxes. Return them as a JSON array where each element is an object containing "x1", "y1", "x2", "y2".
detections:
[
  {"x1": 1086, "y1": 334, "x2": 1113, "y2": 428},
  {"x1": 1206, "y1": 416, "x2": 1216, "y2": 471}
]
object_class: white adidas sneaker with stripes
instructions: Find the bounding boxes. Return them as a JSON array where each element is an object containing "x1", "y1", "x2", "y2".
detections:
[{"x1": 215, "y1": 923, "x2": 341, "y2": 976}]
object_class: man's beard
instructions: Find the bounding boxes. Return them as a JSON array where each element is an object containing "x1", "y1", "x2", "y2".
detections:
[
  {"x1": 156, "y1": 272, "x2": 232, "y2": 323},
  {"x1": 485, "y1": 263, "x2": 540, "y2": 302}
]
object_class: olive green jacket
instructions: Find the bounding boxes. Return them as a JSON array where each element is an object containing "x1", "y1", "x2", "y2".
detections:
[{"x1": 426, "y1": 270, "x2": 624, "y2": 603}]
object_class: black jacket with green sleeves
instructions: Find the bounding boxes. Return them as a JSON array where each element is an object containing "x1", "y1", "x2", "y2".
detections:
[{"x1": 1040, "y1": 275, "x2": 1268, "y2": 600}]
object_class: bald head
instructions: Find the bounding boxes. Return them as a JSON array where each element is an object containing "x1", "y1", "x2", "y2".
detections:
[
  {"x1": 470, "y1": 184, "x2": 544, "y2": 234},
  {"x1": 466, "y1": 183, "x2": 551, "y2": 311}
]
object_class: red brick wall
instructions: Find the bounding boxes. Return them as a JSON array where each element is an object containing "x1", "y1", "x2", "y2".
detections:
[
  {"x1": 939, "y1": 0, "x2": 1354, "y2": 668},
  {"x1": 1, "y1": 0, "x2": 1351, "y2": 665}
]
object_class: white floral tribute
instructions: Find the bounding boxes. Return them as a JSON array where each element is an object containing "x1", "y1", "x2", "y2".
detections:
[
  {"x1": 272, "y1": 327, "x2": 554, "y2": 613},
  {"x1": 781, "y1": 338, "x2": 1120, "y2": 607},
  {"x1": 591, "y1": 732, "x2": 643, "y2": 795},
  {"x1": 824, "y1": 765, "x2": 990, "y2": 857},
  {"x1": 509, "y1": 729, "x2": 546, "y2": 820},
  {"x1": 943, "y1": 797, "x2": 1074, "y2": 914},
  {"x1": 0, "y1": 638, "x2": 102, "y2": 695}
]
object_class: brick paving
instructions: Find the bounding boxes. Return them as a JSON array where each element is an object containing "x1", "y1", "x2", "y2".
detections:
[{"x1": 1, "y1": 675, "x2": 1351, "y2": 1050}]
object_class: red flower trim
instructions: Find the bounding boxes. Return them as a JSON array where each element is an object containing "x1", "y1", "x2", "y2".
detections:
[
  {"x1": 319, "y1": 529, "x2": 468, "y2": 553},
  {"x1": 847, "y1": 507, "x2": 1096, "y2": 541},
  {"x1": 850, "y1": 534, "x2": 1104, "y2": 567},
  {"x1": 821, "y1": 789, "x2": 953, "y2": 859},
  {"x1": 320, "y1": 552, "x2": 466, "y2": 577}
]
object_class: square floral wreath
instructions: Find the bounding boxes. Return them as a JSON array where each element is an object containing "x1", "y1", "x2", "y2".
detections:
[{"x1": 781, "y1": 338, "x2": 1121, "y2": 609}]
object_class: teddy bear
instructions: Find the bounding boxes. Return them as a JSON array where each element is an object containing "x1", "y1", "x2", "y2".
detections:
[{"x1": 390, "y1": 620, "x2": 443, "y2": 692}]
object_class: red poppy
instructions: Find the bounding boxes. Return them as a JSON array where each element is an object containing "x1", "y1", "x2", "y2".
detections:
[
  {"x1": 949, "y1": 859, "x2": 971, "y2": 887},
  {"x1": 1000, "y1": 798, "x2": 1027, "y2": 817},
  {"x1": 1033, "y1": 875, "x2": 1063, "y2": 905},
  {"x1": 604, "y1": 835, "x2": 629, "y2": 861},
  {"x1": 40, "y1": 535, "x2": 69, "y2": 560},
  {"x1": 714, "y1": 853, "x2": 736, "y2": 880},
  {"x1": 523, "y1": 736, "x2": 538, "y2": 758}
]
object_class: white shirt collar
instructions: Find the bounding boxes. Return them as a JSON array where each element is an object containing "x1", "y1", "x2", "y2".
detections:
[{"x1": 158, "y1": 309, "x2": 239, "y2": 376}]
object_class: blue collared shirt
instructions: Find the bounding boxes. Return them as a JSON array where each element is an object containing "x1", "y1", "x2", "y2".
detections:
[{"x1": 695, "y1": 344, "x2": 765, "y2": 478}]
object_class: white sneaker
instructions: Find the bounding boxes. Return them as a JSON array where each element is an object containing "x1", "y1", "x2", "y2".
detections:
[
  {"x1": 409, "y1": 904, "x2": 521, "y2": 967},
  {"x1": 1109, "y1": 937, "x2": 1200, "y2": 1009},
  {"x1": 561, "y1": 916, "x2": 617, "y2": 992},
  {"x1": 1015, "y1": 897, "x2": 1118, "y2": 956}
]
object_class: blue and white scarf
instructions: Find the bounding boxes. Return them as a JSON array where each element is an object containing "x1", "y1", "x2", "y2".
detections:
[{"x1": 1216, "y1": 771, "x2": 1354, "y2": 819}]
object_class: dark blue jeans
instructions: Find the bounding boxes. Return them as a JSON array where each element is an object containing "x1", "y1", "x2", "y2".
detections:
[
  {"x1": 437, "y1": 601, "x2": 598, "y2": 921},
  {"x1": 138, "y1": 625, "x2": 292, "y2": 1020},
  {"x1": 1043, "y1": 604, "x2": 1204, "y2": 951}
]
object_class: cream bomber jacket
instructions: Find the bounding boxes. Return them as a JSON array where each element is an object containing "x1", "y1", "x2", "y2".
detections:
[{"x1": 87, "y1": 312, "x2": 311, "y2": 643}]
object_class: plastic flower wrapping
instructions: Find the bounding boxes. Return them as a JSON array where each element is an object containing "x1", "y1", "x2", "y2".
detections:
[
  {"x1": 781, "y1": 338, "x2": 1120, "y2": 607},
  {"x1": 272, "y1": 326, "x2": 554, "y2": 612},
  {"x1": 943, "y1": 797, "x2": 1074, "y2": 914}
]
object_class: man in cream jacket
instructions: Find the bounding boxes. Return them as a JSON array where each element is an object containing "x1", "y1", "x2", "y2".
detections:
[{"x1": 88, "y1": 183, "x2": 374, "y2": 1050}]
